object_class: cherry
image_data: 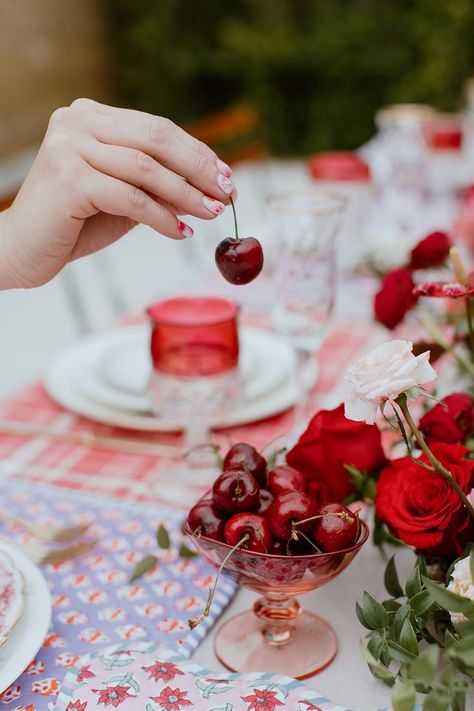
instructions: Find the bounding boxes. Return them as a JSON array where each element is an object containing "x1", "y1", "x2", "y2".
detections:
[
  {"x1": 223, "y1": 442, "x2": 267, "y2": 486},
  {"x1": 312, "y1": 503, "x2": 359, "y2": 552},
  {"x1": 212, "y1": 469, "x2": 260, "y2": 514},
  {"x1": 267, "y1": 491, "x2": 317, "y2": 541},
  {"x1": 258, "y1": 488, "x2": 274, "y2": 515},
  {"x1": 268, "y1": 465, "x2": 307, "y2": 497},
  {"x1": 224, "y1": 513, "x2": 273, "y2": 553},
  {"x1": 186, "y1": 499, "x2": 226, "y2": 541},
  {"x1": 215, "y1": 198, "x2": 263, "y2": 285}
]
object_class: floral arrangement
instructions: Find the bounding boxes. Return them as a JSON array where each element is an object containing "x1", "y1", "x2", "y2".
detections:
[{"x1": 286, "y1": 247, "x2": 474, "y2": 710}]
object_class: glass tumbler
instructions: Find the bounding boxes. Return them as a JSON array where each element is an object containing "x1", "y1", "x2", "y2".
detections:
[{"x1": 148, "y1": 296, "x2": 239, "y2": 508}]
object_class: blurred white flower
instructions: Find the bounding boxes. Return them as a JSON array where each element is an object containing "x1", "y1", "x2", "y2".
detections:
[
  {"x1": 344, "y1": 340, "x2": 436, "y2": 424},
  {"x1": 447, "y1": 556, "x2": 474, "y2": 625},
  {"x1": 363, "y1": 223, "x2": 413, "y2": 273}
]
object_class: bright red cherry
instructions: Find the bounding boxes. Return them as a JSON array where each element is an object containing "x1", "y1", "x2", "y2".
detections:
[
  {"x1": 212, "y1": 469, "x2": 260, "y2": 514},
  {"x1": 258, "y1": 488, "x2": 274, "y2": 515},
  {"x1": 215, "y1": 236, "x2": 264, "y2": 285},
  {"x1": 267, "y1": 491, "x2": 317, "y2": 541},
  {"x1": 186, "y1": 499, "x2": 226, "y2": 541},
  {"x1": 312, "y1": 503, "x2": 359, "y2": 552},
  {"x1": 268, "y1": 465, "x2": 307, "y2": 497},
  {"x1": 224, "y1": 513, "x2": 273, "y2": 553},
  {"x1": 223, "y1": 442, "x2": 267, "y2": 486}
]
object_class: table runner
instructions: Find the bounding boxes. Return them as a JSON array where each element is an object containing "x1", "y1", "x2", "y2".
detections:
[{"x1": 0, "y1": 480, "x2": 236, "y2": 709}]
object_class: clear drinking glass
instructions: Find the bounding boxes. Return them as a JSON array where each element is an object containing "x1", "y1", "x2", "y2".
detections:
[
  {"x1": 265, "y1": 189, "x2": 346, "y2": 438},
  {"x1": 148, "y1": 296, "x2": 239, "y2": 508}
]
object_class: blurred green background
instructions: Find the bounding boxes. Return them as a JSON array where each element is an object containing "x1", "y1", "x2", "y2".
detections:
[{"x1": 107, "y1": 0, "x2": 474, "y2": 156}]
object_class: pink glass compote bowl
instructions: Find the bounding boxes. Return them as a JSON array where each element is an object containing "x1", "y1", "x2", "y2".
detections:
[{"x1": 184, "y1": 510, "x2": 369, "y2": 679}]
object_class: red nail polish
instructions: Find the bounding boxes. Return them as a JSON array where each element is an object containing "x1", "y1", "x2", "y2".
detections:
[{"x1": 178, "y1": 221, "x2": 194, "y2": 238}]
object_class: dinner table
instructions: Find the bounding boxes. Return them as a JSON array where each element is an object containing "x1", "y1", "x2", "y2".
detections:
[{"x1": 0, "y1": 154, "x2": 473, "y2": 711}]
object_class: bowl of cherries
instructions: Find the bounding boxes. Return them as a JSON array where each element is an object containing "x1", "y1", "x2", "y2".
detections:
[{"x1": 184, "y1": 441, "x2": 369, "y2": 680}]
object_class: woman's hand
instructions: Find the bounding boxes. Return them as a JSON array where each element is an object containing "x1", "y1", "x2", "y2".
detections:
[{"x1": 0, "y1": 98, "x2": 234, "y2": 288}]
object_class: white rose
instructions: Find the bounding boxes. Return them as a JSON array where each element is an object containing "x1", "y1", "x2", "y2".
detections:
[
  {"x1": 447, "y1": 556, "x2": 474, "y2": 625},
  {"x1": 344, "y1": 340, "x2": 436, "y2": 424}
]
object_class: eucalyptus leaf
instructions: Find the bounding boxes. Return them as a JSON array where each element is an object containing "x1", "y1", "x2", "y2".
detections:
[
  {"x1": 422, "y1": 688, "x2": 450, "y2": 711},
  {"x1": 422, "y1": 576, "x2": 474, "y2": 615},
  {"x1": 393, "y1": 605, "x2": 412, "y2": 642},
  {"x1": 409, "y1": 590, "x2": 433, "y2": 617},
  {"x1": 400, "y1": 618, "x2": 418, "y2": 655},
  {"x1": 391, "y1": 678, "x2": 416, "y2": 711},
  {"x1": 447, "y1": 635, "x2": 474, "y2": 673},
  {"x1": 178, "y1": 544, "x2": 198, "y2": 558},
  {"x1": 367, "y1": 631, "x2": 385, "y2": 661},
  {"x1": 385, "y1": 556, "x2": 404, "y2": 598},
  {"x1": 130, "y1": 555, "x2": 158, "y2": 582},
  {"x1": 408, "y1": 644, "x2": 439, "y2": 685},
  {"x1": 157, "y1": 524, "x2": 170, "y2": 549},
  {"x1": 387, "y1": 640, "x2": 417, "y2": 664},
  {"x1": 405, "y1": 566, "x2": 422, "y2": 599},
  {"x1": 356, "y1": 601, "x2": 373, "y2": 630},
  {"x1": 360, "y1": 641, "x2": 396, "y2": 682},
  {"x1": 362, "y1": 591, "x2": 389, "y2": 630}
]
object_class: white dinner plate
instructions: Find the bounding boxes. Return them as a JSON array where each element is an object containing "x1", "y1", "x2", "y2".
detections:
[
  {"x1": 76, "y1": 326, "x2": 293, "y2": 413},
  {"x1": 0, "y1": 539, "x2": 52, "y2": 693},
  {"x1": 44, "y1": 327, "x2": 318, "y2": 432}
]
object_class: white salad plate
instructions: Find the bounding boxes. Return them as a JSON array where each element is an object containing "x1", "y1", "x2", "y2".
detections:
[{"x1": 0, "y1": 539, "x2": 52, "y2": 694}]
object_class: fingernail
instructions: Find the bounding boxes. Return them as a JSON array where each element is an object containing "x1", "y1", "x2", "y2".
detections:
[
  {"x1": 202, "y1": 196, "x2": 225, "y2": 215},
  {"x1": 217, "y1": 174, "x2": 234, "y2": 195},
  {"x1": 178, "y1": 220, "x2": 194, "y2": 238},
  {"x1": 216, "y1": 158, "x2": 233, "y2": 178}
]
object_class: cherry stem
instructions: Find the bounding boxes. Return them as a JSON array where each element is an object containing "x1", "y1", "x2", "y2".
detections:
[
  {"x1": 292, "y1": 529, "x2": 323, "y2": 553},
  {"x1": 292, "y1": 511, "x2": 354, "y2": 529},
  {"x1": 188, "y1": 533, "x2": 249, "y2": 629},
  {"x1": 229, "y1": 196, "x2": 239, "y2": 242},
  {"x1": 396, "y1": 393, "x2": 474, "y2": 521}
]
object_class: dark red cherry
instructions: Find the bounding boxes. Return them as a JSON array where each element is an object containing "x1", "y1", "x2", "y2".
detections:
[
  {"x1": 258, "y1": 488, "x2": 274, "y2": 515},
  {"x1": 186, "y1": 499, "x2": 226, "y2": 541},
  {"x1": 215, "y1": 236, "x2": 264, "y2": 285},
  {"x1": 312, "y1": 503, "x2": 359, "y2": 552},
  {"x1": 268, "y1": 465, "x2": 307, "y2": 497},
  {"x1": 267, "y1": 491, "x2": 317, "y2": 541},
  {"x1": 224, "y1": 513, "x2": 273, "y2": 553},
  {"x1": 212, "y1": 469, "x2": 260, "y2": 514},
  {"x1": 223, "y1": 442, "x2": 267, "y2": 486}
]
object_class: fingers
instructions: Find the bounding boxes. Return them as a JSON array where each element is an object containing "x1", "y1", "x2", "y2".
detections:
[
  {"x1": 79, "y1": 106, "x2": 235, "y2": 202},
  {"x1": 80, "y1": 170, "x2": 191, "y2": 241},
  {"x1": 83, "y1": 142, "x2": 227, "y2": 220}
]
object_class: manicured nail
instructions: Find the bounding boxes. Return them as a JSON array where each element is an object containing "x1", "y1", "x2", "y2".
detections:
[
  {"x1": 217, "y1": 174, "x2": 234, "y2": 195},
  {"x1": 202, "y1": 196, "x2": 225, "y2": 215},
  {"x1": 178, "y1": 220, "x2": 194, "y2": 238},
  {"x1": 216, "y1": 158, "x2": 233, "y2": 178}
]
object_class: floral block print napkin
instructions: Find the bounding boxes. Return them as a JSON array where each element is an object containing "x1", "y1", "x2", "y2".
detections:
[
  {"x1": 0, "y1": 481, "x2": 236, "y2": 710},
  {"x1": 53, "y1": 641, "x2": 358, "y2": 711}
]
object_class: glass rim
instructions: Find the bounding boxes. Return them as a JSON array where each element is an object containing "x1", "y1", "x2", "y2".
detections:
[
  {"x1": 147, "y1": 296, "x2": 239, "y2": 328},
  {"x1": 265, "y1": 188, "x2": 347, "y2": 216},
  {"x1": 183, "y1": 518, "x2": 369, "y2": 560}
]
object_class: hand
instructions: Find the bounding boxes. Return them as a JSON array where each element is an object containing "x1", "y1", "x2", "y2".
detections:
[{"x1": 0, "y1": 98, "x2": 235, "y2": 288}]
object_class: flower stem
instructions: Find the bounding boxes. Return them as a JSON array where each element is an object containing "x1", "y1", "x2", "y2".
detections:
[
  {"x1": 396, "y1": 394, "x2": 474, "y2": 520},
  {"x1": 465, "y1": 298, "x2": 474, "y2": 356},
  {"x1": 421, "y1": 317, "x2": 474, "y2": 378},
  {"x1": 229, "y1": 196, "x2": 239, "y2": 241}
]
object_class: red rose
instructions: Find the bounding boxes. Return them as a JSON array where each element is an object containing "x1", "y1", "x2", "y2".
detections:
[
  {"x1": 375, "y1": 443, "x2": 474, "y2": 556},
  {"x1": 409, "y1": 231, "x2": 450, "y2": 270},
  {"x1": 374, "y1": 268, "x2": 418, "y2": 330},
  {"x1": 286, "y1": 404, "x2": 386, "y2": 502},
  {"x1": 419, "y1": 393, "x2": 474, "y2": 444}
]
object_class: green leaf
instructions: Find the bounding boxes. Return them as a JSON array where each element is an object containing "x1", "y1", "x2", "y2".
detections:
[
  {"x1": 360, "y1": 641, "x2": 396, "y2": 682},
  {"x1": 386, "y1": 640, "x2": 417, "y2": 663},
  {"x1": 409, "y1": 590, "x2": 433, "y2": 617},
  {"x1": 422, "y1": 576, "x2": 474, "y2": 615},
  {"x1": 367, "y1": 631, "x2": 385, "y2": 661},
  {"x1": 356, "y1": 601, "x2": 373, "y2": 630},
  {"x1": 445, "y1": 628, "x2": 458, "y2": 648},
  {"x1": 362, "y1": 591, "x2": 389, "y2": 630},
  {"x1": 422, "y1": 688, "x2": 450, "y2": 711},
  {"x1": 178, "y1": 544, "x2": 198, "y2": 558},
  {"x1": 156, "y1": 524, "x2": 170, "y2": 549},
  {"x1": 408, "y1": 644, "x2": 439, "y2": 685},
  {"x1": 393, "y1": 605, "x2": 412, "y2": 642},
  {"x1": 384, "y1": 556, "x2": 404, "y2": 598},
  {"x1": 383, "y1": 599, "x2": 402, "y2": 613},
  {"x1": 344, "y1": 463, "x2": 366, "y2": 488},
  {"x1": 470, "y1": 550, "x2": 474, "y2": 587},
  {"x1": 391, "y1": 678, "x2": 416, "y2": 711},
  {"x1": 400, "y1": 618, "x2": 418, "y2": 655},
  {"x1": 405, "y1": 566, "x2": 422, "y2": 599},
  {"x1": 448, "y1": 635, "x2": 474, "y2": 672},
  {"x1": 129, "y1": 554, "x2": 158, "y2": 582}
]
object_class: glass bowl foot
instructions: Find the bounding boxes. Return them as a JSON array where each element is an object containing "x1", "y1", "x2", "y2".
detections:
[{"x1": 214, "y1": 609, "x2": 338, "y2": 679}]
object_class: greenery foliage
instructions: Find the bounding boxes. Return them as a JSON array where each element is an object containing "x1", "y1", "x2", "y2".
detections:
[{"x1": 107, "y1": 0, "x2": 474, "y2": 155}]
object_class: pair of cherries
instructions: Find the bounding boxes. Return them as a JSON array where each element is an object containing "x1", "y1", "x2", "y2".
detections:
[{"x1": 187, "y1": 442, "x2": 359, "y2": 556}]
